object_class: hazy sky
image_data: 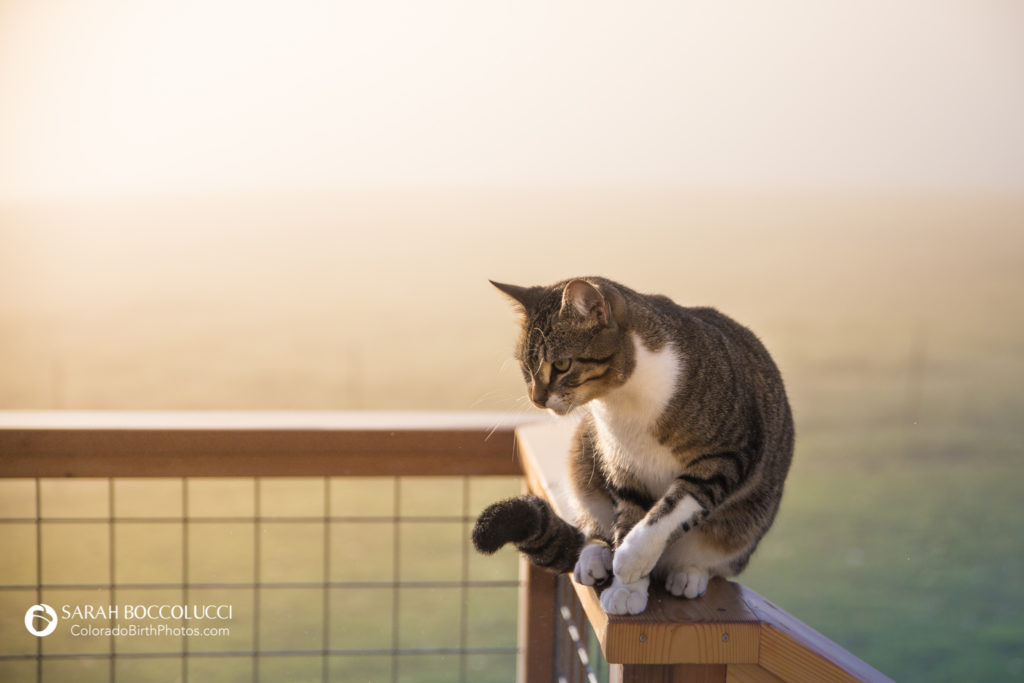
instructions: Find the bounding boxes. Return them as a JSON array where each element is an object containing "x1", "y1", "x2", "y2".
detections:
[{"x1": 1, "y1": 0, "x2": 1023, "y2": 200}]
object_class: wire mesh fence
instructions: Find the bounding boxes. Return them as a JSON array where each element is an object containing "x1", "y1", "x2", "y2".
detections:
[
  {"x1": 553, "y1": 574, "x2": 608, "y2": 683},
  {"x1": 0, "y1": 475, "x2": 522, "y2": 683}
]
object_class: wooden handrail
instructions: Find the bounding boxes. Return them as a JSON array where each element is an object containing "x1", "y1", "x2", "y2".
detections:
[
  {"x1": 0, "y1": 411, "x2": 531, "y2": 477},
  {"x1": 515, "y1": 417, "x2": 893, "y2": 683}
]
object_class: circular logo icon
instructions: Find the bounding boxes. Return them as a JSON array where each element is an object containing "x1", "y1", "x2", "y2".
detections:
[{"x1": 24, "y1": 604, "x2": 58, "y2": 637}]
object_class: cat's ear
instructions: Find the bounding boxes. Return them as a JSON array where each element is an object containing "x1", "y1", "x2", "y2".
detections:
[
  {"x1": 490, "y1": 280, "x2": 541, "y2": 316},
  {"x1": 561, "y1": 279, "x2": 615, "y2": 327}
]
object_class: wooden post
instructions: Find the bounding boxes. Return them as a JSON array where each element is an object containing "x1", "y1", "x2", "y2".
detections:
[
  {"x1": 517, "y1": 556, "x2": 557, "y2": 683},
  {"x1": 611, "y1": 663, "x2": 727, "y2": 683}
]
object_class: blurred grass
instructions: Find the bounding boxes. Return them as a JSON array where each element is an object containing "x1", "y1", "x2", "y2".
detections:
[
  {"x1": 741, "y1": 336, "x2": 1024, "y2": 682},
  {"x1": 743, "y1": 444, "x2": 1023, "y2": 681},
  {"x1": 1, "y1": 191, "x2": 1022, "y2": 680}
]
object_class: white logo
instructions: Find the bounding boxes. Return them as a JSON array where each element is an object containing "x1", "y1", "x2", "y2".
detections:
[{"x1": 25, "y1": 604, "x2": 58, "y2": 637}]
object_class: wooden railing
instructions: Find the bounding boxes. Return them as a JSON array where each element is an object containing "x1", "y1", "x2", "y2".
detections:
[
  {"x1": 0, "y1": 411, "x2": 523, "y2": 478},
  {"x1": 0, "y1": 412, "x2": 891, "y2": 682}
]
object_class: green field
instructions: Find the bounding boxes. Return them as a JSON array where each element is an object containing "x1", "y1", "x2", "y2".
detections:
[
  {"x1": 1, "y1": 190, "x2": 1022, "y2": 681},
  {"x1": 742, "y1": 295, "x2": 1024, "y2": 681},
  {"x1": 744, "y1": 439, "x2": 1023, "y2": 681}
]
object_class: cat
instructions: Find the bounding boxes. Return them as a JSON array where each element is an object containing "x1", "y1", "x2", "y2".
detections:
[{"x1": 472, "y1": 277, "x2": 794, "y2": 615}]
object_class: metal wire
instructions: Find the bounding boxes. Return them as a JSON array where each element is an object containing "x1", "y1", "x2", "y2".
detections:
[
  {"x1": 554, "y1": 574, "x2": 608, "y2": 683},
  {"x1": 0, "y1": 476, "x2": 521, "y2": 683}
]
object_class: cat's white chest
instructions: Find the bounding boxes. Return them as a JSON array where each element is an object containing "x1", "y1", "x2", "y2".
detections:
[{"x1": 588, "y1": 333, "x2": 684, "y2": 497}]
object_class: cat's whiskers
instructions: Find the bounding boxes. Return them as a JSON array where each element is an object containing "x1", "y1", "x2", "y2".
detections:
[
  {"x1": 513, "y1": 395, "x2": 536, "y2": 410},
  {"x1": 484, "y1": 413, "x2": 512, "y2": 442},
  {"x1": 469, "y1": 388, "x2": 520, "y2": 409},
  {"x1": 497, "y1": 357, "x2": 518, "y2": 376}
]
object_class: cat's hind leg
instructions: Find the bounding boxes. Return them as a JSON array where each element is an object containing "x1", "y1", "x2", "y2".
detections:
[
  {"x1": 664, "y1": 566, "x2": 709, "y2": 599},
  {"x1": 658, "y1": 528, "x2": 741, "y2": 600}
]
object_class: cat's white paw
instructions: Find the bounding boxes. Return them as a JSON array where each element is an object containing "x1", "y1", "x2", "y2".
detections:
[
  {"x1": 613, "y1": 526, "x2": 662, "y2": 585},
  {"x1": 665, "y1": 566, "x2": 709, "y2": 599},
  {"x1": 573, "y1": 542, "x2": 613, "y2": 586},
  {"x1": 600, "y1": 576, "x2": 650, "y2": 615}
]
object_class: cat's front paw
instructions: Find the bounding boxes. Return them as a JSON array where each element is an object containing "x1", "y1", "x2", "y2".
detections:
[
  {"x1": 573, "y1": 542, "x2": 613, "y2": 586},
  {"x1": 599, "y1": 576, "x2": 650, "y2": 615},
  {"x1": 613, "y1": 526, "x2": 661, "y2": 585}
]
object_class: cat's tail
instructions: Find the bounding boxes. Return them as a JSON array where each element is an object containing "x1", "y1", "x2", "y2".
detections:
[{"x1": 471, "y1": 495, "x2": 585, "y2": 574}]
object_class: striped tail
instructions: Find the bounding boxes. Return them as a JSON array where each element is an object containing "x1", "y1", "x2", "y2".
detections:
[{"x1": 471, "y1": 495, "x2": 585, "y2": 574}]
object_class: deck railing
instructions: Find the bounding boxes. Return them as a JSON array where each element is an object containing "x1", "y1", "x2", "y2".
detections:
[{"x1": 0, "y1": 412, "x2": 892, "y2": 682}]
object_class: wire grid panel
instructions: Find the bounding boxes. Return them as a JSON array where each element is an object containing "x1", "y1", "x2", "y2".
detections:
[
  {"x1": 554, "y1": 574, "x2": 609, "y2": 683},
  {"x1": 0, "y1": 475, "x2": 522, "y2": 683}
]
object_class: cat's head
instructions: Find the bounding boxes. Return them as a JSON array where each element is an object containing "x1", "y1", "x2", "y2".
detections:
[{"x1": 492, "y1": 278, "x2": 634, "y2": 415}]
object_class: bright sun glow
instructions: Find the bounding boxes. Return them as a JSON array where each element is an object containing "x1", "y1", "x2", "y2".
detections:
[{"x1": 1, "y1": 0, "x2": 1023, "y2": 200}]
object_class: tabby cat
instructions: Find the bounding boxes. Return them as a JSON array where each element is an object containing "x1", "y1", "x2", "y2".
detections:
[{"x1": 472, "y1": 277, "x2": 793, "y2": 615}]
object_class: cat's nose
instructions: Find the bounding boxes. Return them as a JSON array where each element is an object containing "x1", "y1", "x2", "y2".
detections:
[{"x1": 529, "y1": 387, "x2": 548, "y2": 409}]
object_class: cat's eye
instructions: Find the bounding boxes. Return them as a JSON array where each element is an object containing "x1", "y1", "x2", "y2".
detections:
[{"x1": 552, "y1": 359, "x2": 572, "y2": 373}]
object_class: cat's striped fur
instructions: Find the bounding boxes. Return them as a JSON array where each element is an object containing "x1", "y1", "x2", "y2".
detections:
[{"x1": 472, "y1": 277, "x2": 794, "y2": 615}]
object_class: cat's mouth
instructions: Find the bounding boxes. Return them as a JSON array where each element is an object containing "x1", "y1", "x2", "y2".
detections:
[{"x1": 545, "y1": 395, "x2": 577, "y2": 416}]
